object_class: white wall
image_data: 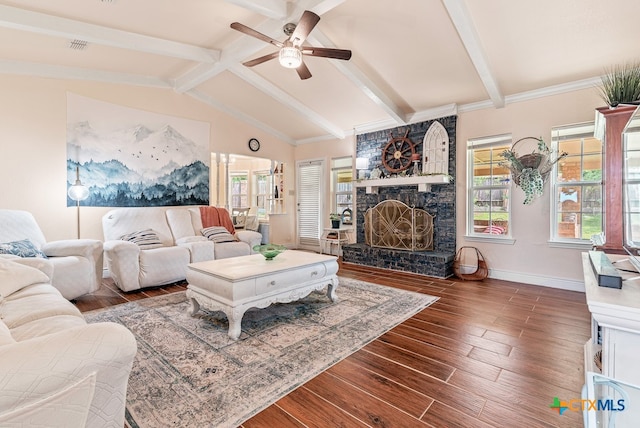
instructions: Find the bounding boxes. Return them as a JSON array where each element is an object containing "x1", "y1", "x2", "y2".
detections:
[
  {"x1": 0, "y1": 75, "x2": 294, "y2": 242},
  {"x1": 456, "y1": 88, "x2": 603, "y2": 291},
  {"x1": 0, "y1": 73, "x2": 604, "y2": 290}
]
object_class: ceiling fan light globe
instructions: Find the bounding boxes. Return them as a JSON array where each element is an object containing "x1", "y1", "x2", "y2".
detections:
[{"x1": 279, "y1": 47, "x2": 302, "y2": 69}]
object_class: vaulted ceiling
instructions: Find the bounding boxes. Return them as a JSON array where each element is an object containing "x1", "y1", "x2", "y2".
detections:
[{"x1": 1, "y1": 0, "x2": 638, "y2": 145}]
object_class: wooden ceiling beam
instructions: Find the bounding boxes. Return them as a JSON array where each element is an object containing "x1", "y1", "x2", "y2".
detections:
[{"x1": 442, "y1": 0, "x2": 504, "y2": 108}]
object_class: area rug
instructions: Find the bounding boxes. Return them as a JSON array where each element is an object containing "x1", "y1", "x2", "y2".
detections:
[{"x1": 84, "y1": 277, "x2": 438, "y2": 428}]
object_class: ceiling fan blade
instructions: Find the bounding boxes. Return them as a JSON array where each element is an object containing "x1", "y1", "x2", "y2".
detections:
[
  {"x1": 230, "y1": 22, "x2": 283, "y2": 48},
  {"x1": 301, "y1": 47, "x2": 352, "y2": 61},
  {"x1": 243, "y1": 51, "x2": 279, "y2": 67},
  {"x1": 296, "y1": 61, "x2": 312, "y2": 80},
  {"x1": 289, "y1": 10, "x2": 320, "y2": 47}
]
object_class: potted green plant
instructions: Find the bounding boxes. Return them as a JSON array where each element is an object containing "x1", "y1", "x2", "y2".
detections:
[
  {"x1": 330, "y1": 213, "x2": 341, "y2": 229},
  {"x1": 599, "y1": 62, "x2": 640, "y2": 108},
  {"x1": 499, "y1": 137, "x2": 567, "y2": 205}
]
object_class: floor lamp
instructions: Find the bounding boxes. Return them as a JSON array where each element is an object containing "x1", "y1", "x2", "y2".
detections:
[{"x1": 68, "y1": 166, "x2": 89, "y2": 239}]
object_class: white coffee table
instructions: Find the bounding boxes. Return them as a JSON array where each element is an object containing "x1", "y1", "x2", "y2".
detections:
[{"x1": 186, "y1": 250, "x2": 339, "y2": 340}]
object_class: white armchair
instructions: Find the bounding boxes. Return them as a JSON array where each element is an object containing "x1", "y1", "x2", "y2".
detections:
[{"x1": 0, "y1": 209, "x2": 103, "y2": 300}]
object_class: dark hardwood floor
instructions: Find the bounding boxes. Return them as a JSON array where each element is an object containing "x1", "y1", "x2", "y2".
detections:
[{"x1": 74, "y1": 260, "x2": 590, "y2": 428}]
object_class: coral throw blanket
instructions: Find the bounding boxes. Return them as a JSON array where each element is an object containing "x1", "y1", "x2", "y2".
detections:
[{"x1": 199, "y1": 207, "x2": 235, "y2": 235}]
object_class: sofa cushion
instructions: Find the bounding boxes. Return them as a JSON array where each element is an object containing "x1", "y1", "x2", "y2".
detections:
[
  {"x1": 138, "y1": 246, "x2": 190, "y2": 287},
  {"x1": 102, "y1": 207, "x2": 174, "y2": 246},
  {"x1": 10, "y1": 315, "x2": 87, "y2": 342},
  {"x1": 0, "y1": 258, "x2": 50, "y2": 299},
  {"x1": 120, "y1": 229, "x2": 163, "y2": 249},
  {"x1": 214, "y1": 241, "x2": 251, "y2": 259},
  {"x1": 1, "y1": 284, "x2": 82, "y2": 329},
  {"x1": 166, "y1": 208, "x2": 197, "y2": 242},
  {"x1": 202, "y1": 226, "x2": 237, "y2": 243},
  {"x1": 0, "y1": 239, "x2": 47, "y2": 259},
  {"x1": 0, "y1": 209, "x2": 48, "y2": 249}
]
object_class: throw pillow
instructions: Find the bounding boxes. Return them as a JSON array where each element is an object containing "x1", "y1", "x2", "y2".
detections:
[
  {"x1": 120, "y1": 229, "x2": 164, "y2": 249},
  {"x1": 0, "y1": 258, "x2": 50, "y2": 298},
  {"x1": 201, "y1": 226, "x2": 237, "y2": 243},
  {"x1": 0, "y1": 239, "x2": 47, "y2": 258}
]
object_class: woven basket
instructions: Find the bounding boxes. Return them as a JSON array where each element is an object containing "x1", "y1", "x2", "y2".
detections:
[
  {"x1": 509, "y1": 137, "x2": 550, "y2": 186},
  {"x1": 453, "y1": 246, "x2": 488, "y2": 281},
  {"x1": 518, "y1": 152, "x2": 543, "y2": 169}
]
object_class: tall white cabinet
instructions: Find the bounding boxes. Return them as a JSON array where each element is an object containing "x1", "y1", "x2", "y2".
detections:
[{"x1": 582, "y1": 252, "x2": 640, "y2": 426}]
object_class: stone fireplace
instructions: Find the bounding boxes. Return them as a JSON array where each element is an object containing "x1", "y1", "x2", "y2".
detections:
[{"x1": 342, "y1": 116, "x2": 457, "y2": 278}]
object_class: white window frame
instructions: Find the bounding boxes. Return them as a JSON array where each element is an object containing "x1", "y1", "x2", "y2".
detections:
[
  {"x1": 229, "y1": 171, "x2": 248, "y2": 210},
  {"x1": 466, "y1": 134, "x2": 515, "y2": 244},
  {"x1": 331, "y1": 156, "x2": 353, "y2": 218},
  {"x1": 549, "y1": 122, "x2": 602, "y2": 249},
  {"x1": 253, "y1": 169, "x2": 270, "y2": 220},
  {"x1": 623, "y1": 113, "x2": 640, "y2": 248}
]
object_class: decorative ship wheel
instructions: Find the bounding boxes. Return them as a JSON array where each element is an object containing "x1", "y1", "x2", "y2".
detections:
[{"x1": 381, "y1": 130, "x2": 417, "y2": 173}]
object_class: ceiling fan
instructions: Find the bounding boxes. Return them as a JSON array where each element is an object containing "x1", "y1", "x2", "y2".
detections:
[{"x1": 230, "y1": 10, "x2": 352, "y2": 80}]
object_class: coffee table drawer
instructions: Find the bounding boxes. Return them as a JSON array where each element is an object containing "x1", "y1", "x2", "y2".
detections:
[{"x1": 255, "y1": 263, "x2": 327, "y2": 294}]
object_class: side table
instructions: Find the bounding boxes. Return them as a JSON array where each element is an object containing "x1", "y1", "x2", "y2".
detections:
[{"x1": 320, "y1": 227, "x2": 353, "y2": 256}]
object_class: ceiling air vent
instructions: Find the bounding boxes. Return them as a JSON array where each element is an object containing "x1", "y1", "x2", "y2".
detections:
[{"x1": 69, "y1": 39, "x2": 88, "y2": 51}]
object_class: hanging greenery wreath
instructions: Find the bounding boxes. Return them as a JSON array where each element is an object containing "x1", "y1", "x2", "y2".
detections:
[{"x1": 499, "y1": 137, "x2": 567, "y2": 205}]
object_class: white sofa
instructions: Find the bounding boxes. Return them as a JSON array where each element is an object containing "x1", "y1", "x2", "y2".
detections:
[
  {"x1": 0, "y1": 209, "x2": 103, "y2": 300},
  {"x1": 166, "y1": 207, "x2": 262, "y2": 259},
  {"x1": 0, "y1": 258, "x2": 137, "y2": 428},
  {"x1": 102, "y1": 206, "x2": 262, "y2": 292}
]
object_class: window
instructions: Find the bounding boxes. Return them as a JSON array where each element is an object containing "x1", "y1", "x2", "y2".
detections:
[
  {"x1": 550, "y1": 123, "x2": 603, "y2": 243},
  {"x1": 331, "y1": 157, "x2": 353, "y2": 220},
  {"x1": 229, "y1": 172, "x2": 248, "y2": 210},
  {"x1": 624, "y1": 114, "x2": 640, "y2": 247},
  {"x1": 253, "y1": 170, "x2": 270, "y2": 219},
  {"x1": 467, "y1": 135, "x2": 512, "y2": 237}
]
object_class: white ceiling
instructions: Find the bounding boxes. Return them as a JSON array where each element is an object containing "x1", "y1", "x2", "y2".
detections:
[{"x1": 1, "y1": 0, "x2": 638, "y2": 145}]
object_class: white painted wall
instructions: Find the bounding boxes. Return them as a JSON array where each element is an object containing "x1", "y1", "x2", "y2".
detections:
[
  {"x1": 0, "y1": 73, "x2": 605, "y2": 290},
  {"x1": 0, "y1": 75, "x2": 294, "y2": 242}
]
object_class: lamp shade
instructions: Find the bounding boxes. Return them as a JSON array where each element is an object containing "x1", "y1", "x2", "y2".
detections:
[
  {"x1": 279, "y1": 46, "x2": 302, "y2": 69},
  {"x1": 68, "y1": 166, "x2": 89, "y2": 201},
  {"x1": 68, "y1": 180, "x2": 89, "y2": 201},
  {"x1": 355, "y1": 157, "x2": 369, "y2": 170}
]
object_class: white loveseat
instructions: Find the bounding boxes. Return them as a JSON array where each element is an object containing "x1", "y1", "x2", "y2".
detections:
[
  {"x1": 166, "y1": 207, "x2": 262, "y2": 259},
  {"x1": 102, "y1": 206, "x2": 262, "y2": 292},
  {"x1": 0, "y1": 258, "x2": 137, "y2": 428},
  {"x1": 0, "y1": 209, "x2": 103, "y2": 300}
]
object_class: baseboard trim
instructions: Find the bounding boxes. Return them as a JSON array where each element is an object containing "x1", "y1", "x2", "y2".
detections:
[{"x1": 488, "y1": 268, "x2": 585, "y2": 292}]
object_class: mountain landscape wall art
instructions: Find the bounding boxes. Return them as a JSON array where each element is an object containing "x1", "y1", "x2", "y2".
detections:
[{"x1": 66, "y1": 93, "x2": 210, "y2": 207}]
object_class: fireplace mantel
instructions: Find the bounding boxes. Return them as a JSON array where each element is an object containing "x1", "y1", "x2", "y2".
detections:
[{"x1": 355, "y1": 175, "x2": 450, "y2": 194}]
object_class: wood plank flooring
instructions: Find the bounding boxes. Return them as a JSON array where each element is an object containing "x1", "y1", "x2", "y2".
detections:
[{"x1": 74, "y1": 260, "x2": 591, "y2": 428}]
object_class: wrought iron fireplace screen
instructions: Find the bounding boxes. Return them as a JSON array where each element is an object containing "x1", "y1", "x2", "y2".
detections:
[{"x1": 364, "y1": 200, "x2": 434, "y2": 251}]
